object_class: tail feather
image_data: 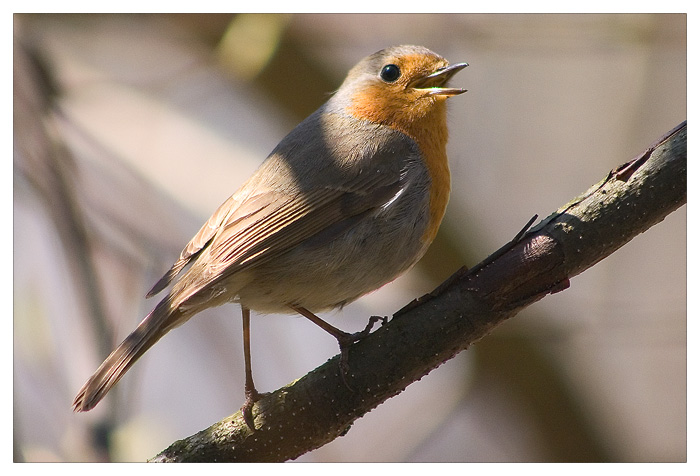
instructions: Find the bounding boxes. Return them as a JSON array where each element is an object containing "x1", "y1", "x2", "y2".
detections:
[{"x1": 73, "y1": 296, "x2": 181, "y2": 412}]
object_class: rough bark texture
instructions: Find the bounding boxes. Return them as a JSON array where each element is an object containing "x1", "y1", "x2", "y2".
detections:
[{"x1": 151, "y1": 121, "x2": 686, "y2": 463}]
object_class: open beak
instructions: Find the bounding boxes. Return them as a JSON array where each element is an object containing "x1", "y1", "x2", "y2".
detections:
[{"x1": 411, "y1": 62, "x2": 469, "y2": 97}]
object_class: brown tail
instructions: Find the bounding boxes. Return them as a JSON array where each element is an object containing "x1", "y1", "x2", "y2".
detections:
[{"x1": 73, "y1": 295, "x2": 181, "y2": 412}]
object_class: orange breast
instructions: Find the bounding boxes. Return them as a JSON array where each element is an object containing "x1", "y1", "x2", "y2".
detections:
[{"x1": 347, "y1": 86, "x2": 451, "y2": 245}]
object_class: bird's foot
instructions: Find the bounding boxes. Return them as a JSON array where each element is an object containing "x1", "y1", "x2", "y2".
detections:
[{"x1": 336, "y1": 315, "x2": 387, "y2": 388}]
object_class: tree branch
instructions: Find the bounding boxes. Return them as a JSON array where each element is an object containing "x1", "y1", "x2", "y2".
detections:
[{"x1": 150, "y1": 121, "x2": 686, "y2": 463}]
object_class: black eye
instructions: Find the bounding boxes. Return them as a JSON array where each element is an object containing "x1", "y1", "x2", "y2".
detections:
[{"x1": 379, "y1": 64, "x2": 401, "y2": 82}]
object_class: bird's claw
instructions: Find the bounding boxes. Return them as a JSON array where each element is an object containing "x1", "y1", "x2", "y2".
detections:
[
  {"x1": 240, "y1": 388, "x2": 263, "y2": 431},
  {"x1": 336, "y1": 315, "x2": 387, "y2": 389}
]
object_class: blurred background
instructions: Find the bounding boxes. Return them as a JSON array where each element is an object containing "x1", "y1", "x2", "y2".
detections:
[{"x1": 13, "y1": 13, "x2": 686, "y2": 462}]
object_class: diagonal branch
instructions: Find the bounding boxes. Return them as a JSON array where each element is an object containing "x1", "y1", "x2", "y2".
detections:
[{"x1": 151, "y1": 121, "x2": 686, "y2": 463}]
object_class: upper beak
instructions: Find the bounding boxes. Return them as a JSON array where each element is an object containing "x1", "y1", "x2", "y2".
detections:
[{"x1": 411, "y1": 62, "x2": 469, "y2": 97}]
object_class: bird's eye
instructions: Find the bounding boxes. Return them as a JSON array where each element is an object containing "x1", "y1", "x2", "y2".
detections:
[{"x1": 379, "y1": 64, "x2": 401, "y2": 83}]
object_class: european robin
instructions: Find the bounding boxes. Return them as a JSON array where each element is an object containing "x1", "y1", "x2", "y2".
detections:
[{"x1": 72, "y1": 45, "x2": 467, "y2": 428}]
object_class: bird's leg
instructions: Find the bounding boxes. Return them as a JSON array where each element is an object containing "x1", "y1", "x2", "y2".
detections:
[
  {"x1": 290, "y1": 306, "x2": 385, "y2": 386},
  {"x1": 240, "y1": 306, "x2": 261, "y2": 430}
]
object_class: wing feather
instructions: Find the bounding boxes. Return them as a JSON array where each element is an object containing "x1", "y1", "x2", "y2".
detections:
[{"x1": 171, "y1": 167, "x2": 404, "y2": 303}]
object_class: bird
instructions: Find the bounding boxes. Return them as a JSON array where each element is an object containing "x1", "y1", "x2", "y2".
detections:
[{"x1": 72, "y1": 45, "x2": 467, "y2": 429}]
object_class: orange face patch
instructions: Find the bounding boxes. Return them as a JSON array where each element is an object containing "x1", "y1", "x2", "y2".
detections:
[{"x1": 346, "y1": 54, "x2": 450, "y2": 138}]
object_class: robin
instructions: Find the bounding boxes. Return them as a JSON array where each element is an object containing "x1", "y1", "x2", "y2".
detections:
[{"x1": 73, "y1": 45, "x2": 467, "y2": 429}]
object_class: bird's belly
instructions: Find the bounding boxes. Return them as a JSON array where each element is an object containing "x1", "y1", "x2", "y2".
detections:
[{"x1": 235, "y1": 196, "x2": 432, "y2": 314}]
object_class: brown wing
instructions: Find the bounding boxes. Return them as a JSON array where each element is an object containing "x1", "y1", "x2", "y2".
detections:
[{"x1": 170, "y1": 168, "x2": 404, "y2": 303}]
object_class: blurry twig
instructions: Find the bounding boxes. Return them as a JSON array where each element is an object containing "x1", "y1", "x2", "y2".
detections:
[
  {"x1": 14, "y1": 33, "x2": 114, "y2": 361},
  {"x1": 13, "y1": 31, "x2": 119, "y2": 457}
]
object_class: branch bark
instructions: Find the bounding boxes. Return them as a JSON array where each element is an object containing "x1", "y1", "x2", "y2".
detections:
[{"x1": 150, "y1": 121, "x2": 686, "y2": 463}]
